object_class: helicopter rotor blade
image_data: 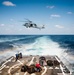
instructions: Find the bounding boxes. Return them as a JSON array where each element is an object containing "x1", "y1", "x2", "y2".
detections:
[
  {"x1": 19, "y1": 21, "x2": 27, "y2": 22},
  {"x1": 24, "y1": 18, "x2": 32, "y2": 22}
]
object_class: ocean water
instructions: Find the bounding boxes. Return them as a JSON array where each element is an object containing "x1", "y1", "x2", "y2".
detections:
[{"x1": 0, "y1": 35, "x2": 74, "y2": 73}]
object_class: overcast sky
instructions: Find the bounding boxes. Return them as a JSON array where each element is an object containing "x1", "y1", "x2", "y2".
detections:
[{"x1": 0, "y1": 0, "x2": 74, "y2": 35}]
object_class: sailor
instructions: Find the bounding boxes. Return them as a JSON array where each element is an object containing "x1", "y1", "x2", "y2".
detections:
[
  {"x1": 19, "y1": 52, "x2": 22, "y2": 58},
  {"x1": 35, "y1": 62, "x2": 41, "y2": 72},
  {"x1": 15, "y1": 54, "x2": 18, "y2": 61},
  {"x1": 39, "y1": 59, "x2": 44, "y2": 66}
]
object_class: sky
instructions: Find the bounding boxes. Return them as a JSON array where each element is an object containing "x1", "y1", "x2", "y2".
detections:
[{"x1": 0, "y1": 0, "x2": 74, "y2": 35}]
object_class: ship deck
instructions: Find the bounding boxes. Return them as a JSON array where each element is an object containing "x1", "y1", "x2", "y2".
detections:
[{"x1": 0, "y1": 55, "x2": 70, "y2": 75}]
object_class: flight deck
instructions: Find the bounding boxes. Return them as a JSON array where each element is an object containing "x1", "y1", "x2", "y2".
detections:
[{"x1": 0, "y1": 55, "x2": 70, "y2": 75}]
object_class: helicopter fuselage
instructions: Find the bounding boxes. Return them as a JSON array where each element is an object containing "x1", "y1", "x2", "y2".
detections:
[
  {"x1": 22, "y1": 19, "x2": 45, "y2": 30},
  {"x1": 24, "y1": 23, "x2": 37, "y2": 28}
]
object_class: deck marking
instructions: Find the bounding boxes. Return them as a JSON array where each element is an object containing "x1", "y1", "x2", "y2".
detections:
[
  {"x1": 6, "y1": 66, "x2": 10, "y2": 68},
  {"x1": 24, "y1": 72, "x2": 27, "y2": 75},
  {"x1": 55, "y1": 56, "x2": 60, "y2": 63},
  {"x1": 29, "y1": 57, "x2": 34, "y2": 66},
  {"x1": 41, "y1": 66, "x2": 47, "y2": 75},
  {"x1": 24, "y1": 57, "x2": 35, "y2": 75},
  {"x1": 49, "y1": 67, "x2": 53, "y2": 69},
  {"x1": 8, "y1": 64, "x2": 18, "y2": 74},
  {"x1": 15, "y1": 73, "x2": 19, "y2": 75},
  {"x1": 0, "y1": 57, "x2": 13, "y2": 70},
  {"x1": 8, "y1": 63, "x2": 21, "y2": 74},
  {"x1": 17, "y1": 60, "x2": 23, "y2": 65},
  {"x1": 55, "y1": 56, "x2": 66, "y2": 75},
  {"x1": 0, "y1": 65, "x2": 6, "y2": 70},
  {"x1": 8, "y1": 57, "x2": 24, "y2": 74},
  {"x1": 60, "y1": 64, "x2": 66, "y2": 75}
]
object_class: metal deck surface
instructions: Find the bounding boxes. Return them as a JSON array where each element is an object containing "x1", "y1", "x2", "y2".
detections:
[{"x1": 0, "y1": 55, "x2": 70, "y2": 75}]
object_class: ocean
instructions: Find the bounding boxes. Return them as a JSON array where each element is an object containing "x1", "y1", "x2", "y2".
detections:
[{"x1": 0, "y1": 35, "x2": 74, "y2": 73}]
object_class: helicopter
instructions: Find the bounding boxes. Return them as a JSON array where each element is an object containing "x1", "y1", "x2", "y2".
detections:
[{"x1": 21, "y1": 19, "x2": 45, "y2": 30}]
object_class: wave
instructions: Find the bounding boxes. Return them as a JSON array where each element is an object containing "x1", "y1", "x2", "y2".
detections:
[
  {"x1": 0, "y1": 35, "x2": 73, "y2": 57},
  {"x1": 0, "y1": 35, "x2": 64, "y2": 55},
  {"x1": 30, "y1": 36, "x2": 63, "y2": 55},
  {"x1": 50, "y1": 35, "x2": 74, "y2": 54},
  {"x1": 0, "y1": 35, "x2": 41, "y2": 50}
]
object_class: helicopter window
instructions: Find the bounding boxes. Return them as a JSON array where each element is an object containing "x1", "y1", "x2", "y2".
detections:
[
  {"x1": 34, "y1": 24, "x2": 37, "y2": 26},
  {"x1": 30, "y1": 24, "x2": 33, "y2": 27}
]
